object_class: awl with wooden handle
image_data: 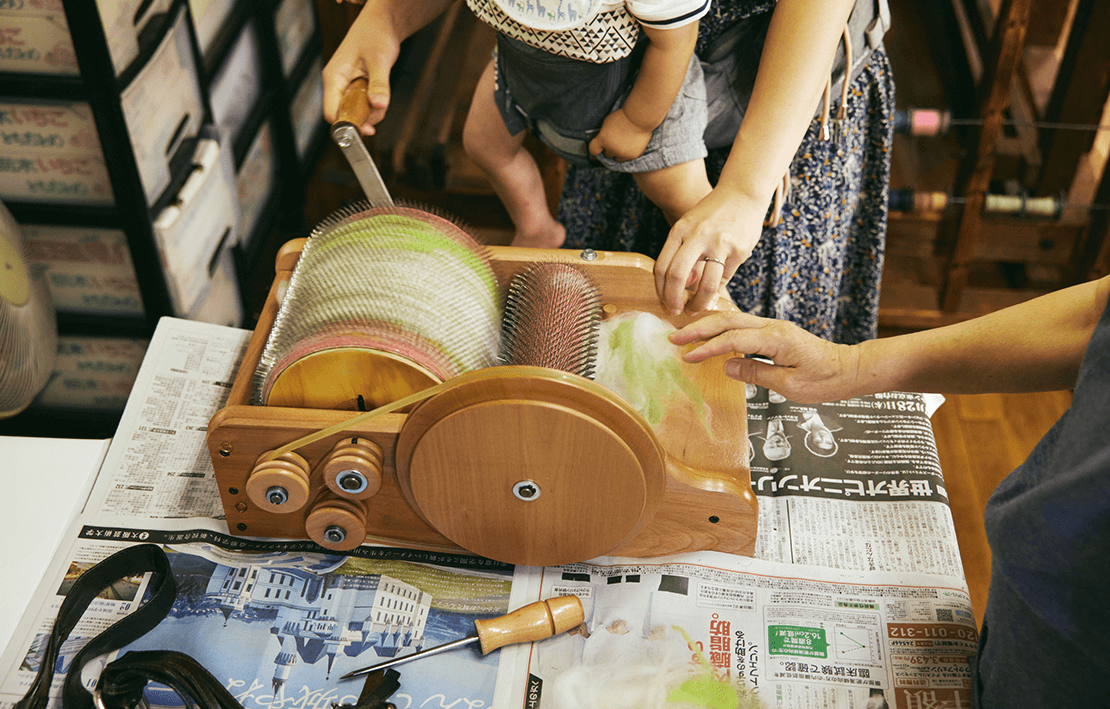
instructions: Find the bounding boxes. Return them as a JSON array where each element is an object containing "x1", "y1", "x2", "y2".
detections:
[
  {"x1": 340, "y1": 595, "x2": 584, "y2": 679},
  {"x1": 332, "y1": 78, "x2": 394, "y2": 208}
]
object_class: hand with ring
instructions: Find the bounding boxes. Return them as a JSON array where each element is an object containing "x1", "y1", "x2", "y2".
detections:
[{"x1": 654, "y1": 185, "x2": 769, "y2": 315}]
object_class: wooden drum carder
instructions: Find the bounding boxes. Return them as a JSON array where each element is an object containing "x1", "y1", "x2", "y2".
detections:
[{"x1": 207, "y1": 240, "x2": 757, "y2": 567}]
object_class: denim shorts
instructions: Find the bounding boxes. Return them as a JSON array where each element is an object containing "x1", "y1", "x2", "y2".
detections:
[{"x1": 493, "y1": 33, "x2": 708, "y2": 172}]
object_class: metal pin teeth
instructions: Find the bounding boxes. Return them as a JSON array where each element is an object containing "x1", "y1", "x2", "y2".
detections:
[
  {"x1": 499, "y1": 263, "x2": 602, "y2": 379},
  {"x1": 253, "y1": 205, "x2": 502, "y2": 405}
]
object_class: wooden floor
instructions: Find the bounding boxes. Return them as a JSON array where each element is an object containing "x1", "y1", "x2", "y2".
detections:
[{"x1": 926, "y1": 388, "x2": 1072, "y2": 625}]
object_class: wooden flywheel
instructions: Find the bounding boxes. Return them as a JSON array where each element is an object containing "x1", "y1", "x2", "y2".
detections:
[{"x1": 394, "y1": 366, "x2": 666, "y2": 567}]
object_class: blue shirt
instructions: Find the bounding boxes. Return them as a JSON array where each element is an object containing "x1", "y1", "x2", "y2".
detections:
[{"x1": 974, "y1": 289, "x2": 1110, "y2": 706}]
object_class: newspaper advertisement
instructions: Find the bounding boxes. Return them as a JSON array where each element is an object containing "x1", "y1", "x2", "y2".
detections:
[
  {"x1": 500, "y1": 553, "x2": 976, "y2": 709},
  {"x1": 2, "y1": 317, "x2": 975, "y2": 708},
  {"x1": 745, "y1": 386, "x2": 964, "y2": 580},
  {"x1": 1, "y1": 532, "x2": 976, "y2": 709}
]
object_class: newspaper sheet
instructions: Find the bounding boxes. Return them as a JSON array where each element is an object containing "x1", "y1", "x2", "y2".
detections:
[
  {"x1": 83, "y1": 316, "x2": 250, "y2": 522},
  {"x1": 2, "y1": 517, "x2": 518, "y2": 709},
  {"x1": 1, "y1": 318, "x2": 976, "y2": 709},
  {"x1": 500, "y1": 554, "x2": 975, "y2": 709},
  {"x1": 745, "y1": 387, "x2": 964, "y2": 580}
]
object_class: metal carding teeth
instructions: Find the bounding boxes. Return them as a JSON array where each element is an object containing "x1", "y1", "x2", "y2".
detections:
[
  {"x1": 252, "y1": 204, "x2": 503, "y2": 405},
  {"x1": 499, "y1": 262, "x2": 602, "y2": 379}
]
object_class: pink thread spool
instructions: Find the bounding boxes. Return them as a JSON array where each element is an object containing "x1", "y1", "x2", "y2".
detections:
[{"x1": 910, "y1": 109, "x2": 950, "y2": 137}]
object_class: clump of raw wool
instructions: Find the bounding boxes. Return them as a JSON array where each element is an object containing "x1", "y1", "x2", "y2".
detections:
[
  {"x1": 542, "y1": 625, "x2": 765, "y2": 709},
  {"x1": 594, "y1": 311, "x2": 704, "y2": 427}
]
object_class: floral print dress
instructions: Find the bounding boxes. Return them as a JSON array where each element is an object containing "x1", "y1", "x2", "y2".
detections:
[{"x1": 556, "y1": 0, "x2": 895, "y2": 344}]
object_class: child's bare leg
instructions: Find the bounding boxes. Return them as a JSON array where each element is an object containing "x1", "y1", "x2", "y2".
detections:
[
  {"x1": 463, "y1": 60, "x2": 565, "y2": 248},
  {"x1": 633, "y1": 159, "x2": 713, "y2": 225}
]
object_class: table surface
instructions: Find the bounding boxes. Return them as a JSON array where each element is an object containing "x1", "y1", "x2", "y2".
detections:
[{"x1": 0, "y1": 436, "x2": 110, "y2": 654}]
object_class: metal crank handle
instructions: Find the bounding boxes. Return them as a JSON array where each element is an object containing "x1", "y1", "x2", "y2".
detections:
[
  {"x1": 339, "y1": 595, "x2": 584, "y2": 679},
  {"x1": 332, "y1": 77, "x2": 393, "y2": 208}
]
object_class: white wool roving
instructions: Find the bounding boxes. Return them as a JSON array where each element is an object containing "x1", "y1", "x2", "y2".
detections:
[
  {"x1": 542, "y1": 625, "x2": 765, "y2": 709},
  {"x1": 594, "y1": 311, "x2": 683, "y2": 423}
]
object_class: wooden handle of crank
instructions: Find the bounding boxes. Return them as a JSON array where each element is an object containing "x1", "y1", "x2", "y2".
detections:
[
  {"x1": 474, "y1": 596, "x2": 585, "y2": 655},
  {"x1": 336, "y1": 78, "x2": 371, "y2": 127}
]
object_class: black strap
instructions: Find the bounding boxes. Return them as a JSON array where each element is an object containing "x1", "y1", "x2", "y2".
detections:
[
  {"x1": 95, "y1": 651, "x2": 257, "y2": 709},
  {"x1": 15, "y1": 544, "x2": 176, "y2": 709},
  {"x1": 15, "y1": 543, "x2": 400, "y2": 709},
  {"x1": 95, "y1": 653, "x2": 401, "y2": 709},
  {"x1": 344, "y1": 668, "x2": 401, "y2": 709}
]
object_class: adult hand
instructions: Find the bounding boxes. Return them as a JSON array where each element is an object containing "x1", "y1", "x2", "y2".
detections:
[
  {"x1": 669, "y1": 311, "x2": 859, "y2": 404},
  {"x1": 321, "y1": 4, "x2": 399, "y2": 134},
  {"x1": 588, "y1": 108, "x2": 653, "y2": 162},
  {"x1": 654, "y1": 186, "x2": 766, "y2": 314}
]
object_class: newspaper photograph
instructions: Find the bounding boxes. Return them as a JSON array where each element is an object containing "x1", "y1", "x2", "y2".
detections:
[{"x1": 2, "y1": 521, "x2": 516, "y2": 709}]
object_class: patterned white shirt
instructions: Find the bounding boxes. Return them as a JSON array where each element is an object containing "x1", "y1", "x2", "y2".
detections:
[{"x1": 468, "y1": 0, "x2": 712, "y2": 63}]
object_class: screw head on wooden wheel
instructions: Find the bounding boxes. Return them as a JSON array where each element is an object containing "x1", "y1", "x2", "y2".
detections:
[{"x1": 305, "y1": 495, "x2": 369, "y2": 551}]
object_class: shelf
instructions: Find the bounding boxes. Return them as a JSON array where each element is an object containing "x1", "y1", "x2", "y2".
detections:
[
  {"x1": 0, "y1": 0, "x2": 327, "y2": 437},
  {"x1": 881, "y1": 0, "x2": 1110, "y2": 330}
]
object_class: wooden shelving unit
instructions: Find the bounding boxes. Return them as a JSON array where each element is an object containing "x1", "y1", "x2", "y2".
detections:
[
  {"x1": 881, "y1": 0, "x2": 1110, "y2": 330},
  {"x1": 0, "y1": 0, "x2": 328, "y2": 437}
]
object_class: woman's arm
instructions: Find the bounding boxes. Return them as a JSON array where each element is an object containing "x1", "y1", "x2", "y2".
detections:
[
  {"x1": 589, "y1": 23, "x2": 700, "y2": 162},
  {"x1": 654, "y1": 0, "x2": 857, "y2": 314},
  {"x1": 322, "y1": 0, "x2": 456, "y2": 133},
  {"x1": 670, "y1": 276, "x2": 1110, "y2": 402}
]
